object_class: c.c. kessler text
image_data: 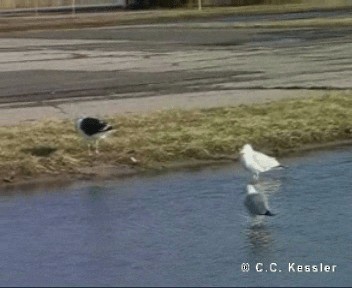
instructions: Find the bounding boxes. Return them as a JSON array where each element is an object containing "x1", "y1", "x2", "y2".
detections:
[
  {"x1": 254, "y1": 262, "x2": 337, "y2": 273},
  {"x1": 288, "y1": 262, "x2": 337, "y2": 273}
]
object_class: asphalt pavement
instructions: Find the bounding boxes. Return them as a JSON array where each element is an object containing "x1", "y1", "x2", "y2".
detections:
[{"x1": 0, "y1": 12, "x2": 351, "y2": 125}]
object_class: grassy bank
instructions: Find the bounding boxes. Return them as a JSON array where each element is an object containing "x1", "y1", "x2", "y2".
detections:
[
  {"x1": 0, "y1": 92, "x2": 351, "y2": 185},
  {"x1": 1, "y1": 3, "x2": 352, "y2": 33}
]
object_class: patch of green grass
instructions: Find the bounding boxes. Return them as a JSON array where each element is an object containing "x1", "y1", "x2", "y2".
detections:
[{"x1": 0, "y1": 92, "x2": 351, "y2": 180}]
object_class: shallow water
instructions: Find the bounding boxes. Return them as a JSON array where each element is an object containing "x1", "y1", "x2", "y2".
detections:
[{"x1": 0, "y1": 146, "x2": 351, "y2": 286}]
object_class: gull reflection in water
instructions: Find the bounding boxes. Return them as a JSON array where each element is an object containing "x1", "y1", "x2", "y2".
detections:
[
  {"x1": 241, "y1": 179, "x2": 280, "y2": 253},
  {"x1": 247, "y1": 221, "x2": 272, "y2": 247},
  {"x1": 245, "y1": 220, "x2": 275, "y2": 257}
]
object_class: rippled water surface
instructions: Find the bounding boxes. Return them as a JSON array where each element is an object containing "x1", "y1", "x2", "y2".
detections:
[{"x1": 0, "y1": 146, "x2": 351, "y2": 286}]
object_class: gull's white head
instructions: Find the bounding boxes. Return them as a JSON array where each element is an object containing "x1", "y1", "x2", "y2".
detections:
[
  {"x1": 246, "y1": 184, "x2": 257, "y2": 194},
  {"x1": 240, "y1": 144, "x2": 253, "y2": 155},
  {"x1": 75, "y1": 117, "x2": 83, "y2": 132}
]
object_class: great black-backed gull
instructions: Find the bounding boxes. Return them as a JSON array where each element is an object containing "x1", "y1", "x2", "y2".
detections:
[
  {"x1": 244, "y1": 184, "x2": 275, "y2": 216},
  {"x1": 239, "y1": 144, "x2": 284, "y2": 181},
  {"x1": 75, "y1": 117, "x2": 113, "y2": 155}
]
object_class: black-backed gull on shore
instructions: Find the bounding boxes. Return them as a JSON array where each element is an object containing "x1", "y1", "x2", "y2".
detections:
[{"x1": 75, "y1": 117, "x2": 113, "y2": 155}]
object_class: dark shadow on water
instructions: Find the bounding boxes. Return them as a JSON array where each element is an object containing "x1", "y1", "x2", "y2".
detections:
[{"x1": 0, "y1": 178, "x2": 75, "y2": 197}]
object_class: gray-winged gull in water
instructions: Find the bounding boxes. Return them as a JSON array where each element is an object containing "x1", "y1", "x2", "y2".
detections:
[{"x1": 239, "y1": 144, "x2": 284, "y2": 180}]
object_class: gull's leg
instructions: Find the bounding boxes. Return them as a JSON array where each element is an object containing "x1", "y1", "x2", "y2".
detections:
[
  {"x1": 95, "y1": 139, "x2": 100, "y2": 155},
  {"x1": 252, "y1": 173, "x2": 259, "y2": 183},
  {"x1": 88, "y1": 142, "x2": 92, "y2": 156}
]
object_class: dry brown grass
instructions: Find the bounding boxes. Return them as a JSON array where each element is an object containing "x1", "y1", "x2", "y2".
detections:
[{"x1": 0, "y1": 91, "x2": 352, "y2": 183}]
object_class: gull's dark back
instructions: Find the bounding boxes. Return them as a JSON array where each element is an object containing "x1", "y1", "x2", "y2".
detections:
[{"x1": 80, "y1": 117, "x2": 112, "y2": 136}]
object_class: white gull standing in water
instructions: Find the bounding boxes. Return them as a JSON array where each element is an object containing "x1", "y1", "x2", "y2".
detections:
[
  {"x1": 75, "y1": 117, "x2": 113, "y2": 155},
  {"x1": 244, "y1": 184, "x2": 275, "y2": 216},
  {"x1": 239, "y1": 144, "x2": 284, "y2": 181}
]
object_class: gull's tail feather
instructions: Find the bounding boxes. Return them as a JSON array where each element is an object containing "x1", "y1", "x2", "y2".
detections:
[
  {"x1": 275, "y1": 165, "x2": 288, "y2": 169},
  {"x1": 264, "y1": 210, "x2": 275, "y2": 216},
  {"x1": 102, "y1": 125, "x2": 113, "y2": 132}
]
